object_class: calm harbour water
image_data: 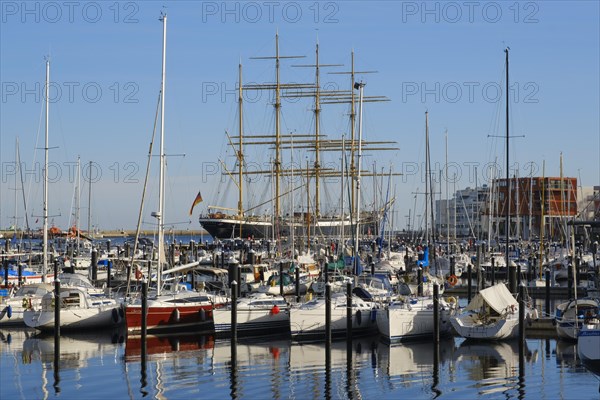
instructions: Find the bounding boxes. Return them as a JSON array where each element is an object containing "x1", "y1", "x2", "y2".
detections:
[{"x1": 1, "y1": 328, "x2": 599, "y2": 400}]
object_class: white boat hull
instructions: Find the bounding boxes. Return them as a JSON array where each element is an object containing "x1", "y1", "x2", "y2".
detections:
[
  {"x1": 377, "y1": 301, "x2": 452, "y2": 342},
  {"x1": 451, "y1": 313, "x2": 519, "y2": 340},
  {"x1": 578, "y1": 323, "x2": 600, "y2": 363},
  {"x1": 213, "y1": 307, "x2": 290, "y2": 337},
  {"x1": 289, "y1": 300, "x2": 376, "y2": 341},
  {"x1": 24, "y1": 303, "x2": 122, "y2": 331}
]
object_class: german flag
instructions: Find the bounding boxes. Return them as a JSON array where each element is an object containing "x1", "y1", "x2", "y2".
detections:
[{"x1": 189, "y1": 191, "x2": 203, "y2": 215}]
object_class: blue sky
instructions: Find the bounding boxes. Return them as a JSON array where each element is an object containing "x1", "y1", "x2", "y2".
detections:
[{"x1": 1, "y1": 1, "x2": 598, "y2": 232}]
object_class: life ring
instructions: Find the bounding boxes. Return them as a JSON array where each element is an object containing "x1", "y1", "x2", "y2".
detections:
[
  {"x1": 447, "y1": 275, "x2": 458, "y2": 287},
  {"x1": 270, "y1": 305, "x2": 280, "y2": 315}
]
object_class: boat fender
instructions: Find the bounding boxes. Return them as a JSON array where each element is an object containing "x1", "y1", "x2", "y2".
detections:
[
  {"x1": 135, "y1": 268, "x2": 143, "y2": 280},
  {"x1": 510, "y1": 304, "x2": 516, "y2": 313},
  {"x1": 119, "y1": 305, "x2": 125, "y2": 319},
  {"x1": 51, "y1": 298, "x2": 55, "y2": 308},
  {"x1": 199, "y1": 308, "x2": 206, "y2": 322},
  {"x1": 172, "y1": 308, "x2": 180, "y2": 322},
  {"x1": 446, "y1": 296, "x2": 457, "y2": 305},
  {"x1": 447, "y1": 275, "x2": 458, "y2": 287},
  {"x1": 6, "y1": 305, "x2": 12, "y2": 319},
  {"x1": 526, "y1": 313, "x2": 532, "y2": 327},
  {"x1": 356, "y1": 310, "x2": 362, "y2": 325},
  {"x1": 552, "y1": 318, "x2": 557, "y2": 326},
  {"x1": 370, "y1": 309, "x2": 377, "y2": 322},
  {"x1": 112, "y1": 308, "x2": 120, "y2": 323},
  {"x1": 270, "y1": 305, "x2": 280, "y2": 315}
]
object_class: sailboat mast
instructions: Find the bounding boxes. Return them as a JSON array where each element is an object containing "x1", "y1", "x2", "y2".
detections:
[
  {"x1": 42, "y1": 58, "x2": 49, "y2": 282},
  {"x1": 274, "y1": 33, "x2": 282, "y2": 220},
  {"x1": 76, "y1": 156, "x2": 81, "y2": 255},
  {"x1": 87, "y1": 160, "x2": 92, "y2": 239},
  {"x1": 445, "y1": 130, "x2": 449, "y2": 251},
  {"x1": 157, "y1": 12, "x2": 167, "y2": 294},
  {"x1": 13, "y1": 139, "x2": 18, "y2": 240},
  {"x1": 238, "y1": 62, "x2": 244, "y2": 237},
  {"x1": 424, "y1": 111, "x2": 429, "y2": 246},
  {"x1": 539, "y1": 160, "x2": 546, "y2": 279},
  {"x1": 529, "y1": 167, "x2": 533, "y2": 240},
  {"x1": 504, "y1": 47, "x2": 510, "y2": 271},
  {"x1": 353, "y1": 81, "x2": 365, "y2": 274},
  {"x1": 314, "y1": 43, "x2": 321, "y2": 218},
  {"x1": 340, "y1": 134, "x2": 345, "y2": 245},
  {"x1": 290, "y1": 135, "x2": 295, "y2": 259},
  {"x1": 350, "y1": 51, "x2": 356, "y2": 217}
]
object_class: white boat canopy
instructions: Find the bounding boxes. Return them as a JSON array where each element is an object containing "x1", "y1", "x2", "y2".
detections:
[{"x1": 465, "y1": 283, "x2": 518, "y2": 315}]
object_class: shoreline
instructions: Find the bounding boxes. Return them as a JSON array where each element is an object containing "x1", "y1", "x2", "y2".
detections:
[{"x1": 0, "y1": 229, "x2": 209, "y2": 239}]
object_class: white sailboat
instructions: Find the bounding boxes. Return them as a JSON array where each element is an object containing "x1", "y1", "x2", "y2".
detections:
[
  {"x1": 124, "y1": 14, "x2": 227, "y2": 334},
  {"x1": 376, "y1": 295, "x2": 455, "y2": 342},
  {"x1": 289, "y1": 292, "x2": 377, "y2": 341},
  {"x1": 0, "y1": 283, "x2": 53, "y2": 326},
  {"x1": 212, "y1": 293, "x2": 290, "y2": 337},
  {"x1": 555, "y1": 298, "x2": 600, "y2": 340},
  {"x1": 450, "y1": 283, "x2": 522, "y2": 340},
  {"x1": 23, "y1": 285, "x2": 123, "y2": 331},
  {"x1": 577, "y1": 317, "x2": 600, "y2": 375}
]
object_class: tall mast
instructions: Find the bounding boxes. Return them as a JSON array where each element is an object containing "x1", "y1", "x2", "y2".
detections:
[
  {"x1": 528, "y1": 167, "x2": 533, "y2": 240},
  {"x1": 445, "y1": 130, "x2": 449, "y2": 250},
  {"x1": 353, "y1": 81, "x2": 365, "y2": 275},
  {"x1": 340, "y1": 134, "x2": 345, "y2": 246},
  {"x1": 453, "y1": 173, "x2": 457, "y2": 243},
  {"x1": 424, "y1": 111, "x2": 429, "y2": 246},
  {"x1": 516, "y1": 168, "x2": 520, "y2": 240},
  {"x1": 290, "y1": 134, "x2": 295, "y2": 259},
  {"x1": 291, "y1": 41, "x2": 342, "y2": 218},
  {"x1": 76, "y1": 156, "x2": 81, "y2": 255},
  {"x1": 87, "y1": 160, "x2": 92, "y2": 239},
  {"x1": 504, "y1": 47, "x2": 510, "y2": 270},
  {"x1": 247, "y1": 34, "x2": 305, "y2": 220},
  {"x1": 350, "y1": 51, "x2": 356, "y2": 217},
  {"x1": 314, "y1": 43, "x2": 321, "y2": 218},
  {"x1": 238, "y1": 62, "x2": 244, "y2": 237},
  {"x1": 539, "y1": 161, "x2": 546, "y2": 279},
  {"x1": 13, "y1": 139, "x2": 18, "y2": 240},
  {"x1": 274, "y1": 33, "x2": 281, "y2": 220},
  {"x1": 306, "y1": 160, "x2": 310, "y2": 251},
  {"x1": 43, "y1": 58, "x2": 49, "y2": 282},
  {"x1": 157, "y1": 12, "x2": 167, "y2": 294}
]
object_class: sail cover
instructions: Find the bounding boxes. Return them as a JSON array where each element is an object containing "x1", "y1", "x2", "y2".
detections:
[{"x1": 464, "y1": 283, "x2": 518, "y2": 315}]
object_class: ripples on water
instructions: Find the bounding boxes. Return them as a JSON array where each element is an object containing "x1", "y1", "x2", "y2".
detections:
[{"x1": 1, "y1": 329, "x2": 599, "y2": 399}]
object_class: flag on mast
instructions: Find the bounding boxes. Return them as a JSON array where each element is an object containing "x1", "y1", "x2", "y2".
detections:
[{"x1": 189, "y1": 191, "x2": 203, "y2": 215}]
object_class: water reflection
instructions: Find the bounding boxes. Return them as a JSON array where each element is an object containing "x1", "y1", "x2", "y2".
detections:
[
  {"x1": 454, "y1": 339, "x2": 529, "y2": 396},
  {"x1": 2, "y1": 328, "x2": 599, "y2": 399}
]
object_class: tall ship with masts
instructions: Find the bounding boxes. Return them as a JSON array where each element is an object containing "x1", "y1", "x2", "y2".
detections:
[{"x1": 197, "y1": 35, "x2": 398, "y2": 241}]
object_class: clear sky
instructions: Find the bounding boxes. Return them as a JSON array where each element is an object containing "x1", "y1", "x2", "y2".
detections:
[{"x1": 1, "y1": 1, "x2": 599, "y2": 233}]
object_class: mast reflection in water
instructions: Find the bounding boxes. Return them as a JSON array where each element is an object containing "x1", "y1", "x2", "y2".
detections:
[{"x1": 1, "y1": 328, "x2": 599, "y2": 399}]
